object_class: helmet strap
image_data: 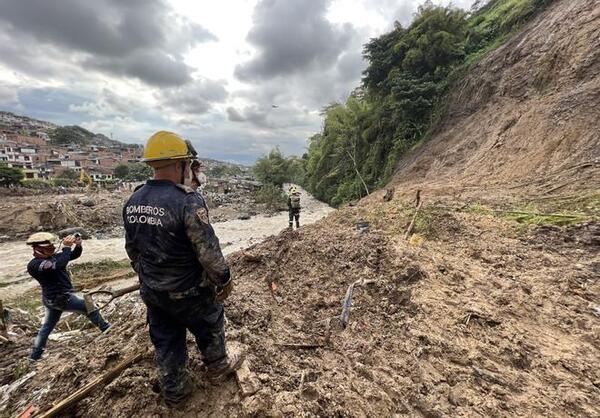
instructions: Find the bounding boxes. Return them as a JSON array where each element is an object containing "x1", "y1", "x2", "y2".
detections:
[{"x1": 178, "y1": 160, "x2": 194, "y2": 187}]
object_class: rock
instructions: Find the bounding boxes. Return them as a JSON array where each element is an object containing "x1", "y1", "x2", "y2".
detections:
[
  {"x1": 78, "y1": 197, "x2": 96, "y2": 207},
  {"x1": 448, "y1": 387, "x2": 470, "y2": 407},
  {"x1": 57, "y1": 227, "x2": 91, "y2": 239},
  {"x1": 238, "y1": 213, "x2": 251, "y2": 220}
]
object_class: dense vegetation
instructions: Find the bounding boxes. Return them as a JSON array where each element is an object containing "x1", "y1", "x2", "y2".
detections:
[
  {"x1": 0, "y1": 164, "x2": 24, "y2": 186},
  {"x1": 304, "y1": 0, "x2": 554, "y2": 206},
  {"x1": 252, "y1": 148, "x2": 306, "y2": 210},
  {"x1": 253, "y1": 148, "x2": 306, "y2": 187},
  {"x1": 50, "y1": 125, "x2": 94, "y2": 145},
  {"x1": 113, "y1": 163, "x2": 153, "y2": 181}
]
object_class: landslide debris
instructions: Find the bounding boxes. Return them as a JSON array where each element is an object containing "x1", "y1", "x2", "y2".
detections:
[
  {"x1": 2, "y1": 196, "x2": 598, "y2": 417},
  {"x1": 392, "y1": 0, "x2": 600, "y2": 199},
  {"x1": 0, "y1": 187, "x2": 270, "y2": 242}
]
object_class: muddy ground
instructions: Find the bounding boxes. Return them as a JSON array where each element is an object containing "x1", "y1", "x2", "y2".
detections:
[
  {"x1": 1, "y1": 191, "x2": 598, "y2": 417},
  {"x1": 0, "y1": 186, "x2": 333, "y2": 300},
  {"x1": 0, "y1": 186, "x2": 272, "y2": 243}
]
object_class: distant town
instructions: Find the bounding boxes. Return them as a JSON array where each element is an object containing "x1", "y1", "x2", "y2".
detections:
[
  {"x1": 0, "y1": 111, "x2": 142, "y2": 183},
  {"x1": 0, "y1": 111, "x2": 255, "y2": 189}
]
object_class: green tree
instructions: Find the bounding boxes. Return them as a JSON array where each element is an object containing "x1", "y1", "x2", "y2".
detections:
[
  {"x1": 113, "y1": 164, "x2": 130, "y2": 179},
  {"x1": 253, "y1": 148, "x2": 291, "y2": 187},
  {"x1": 57, "y1": 168, "x2": 78, "y2": 180},
  {"x1": 124, "y1": 163, "x2": 153, "y2": 181},
  {"x1": 0, "y1": 164, "x2": 24, "y2": 186}
]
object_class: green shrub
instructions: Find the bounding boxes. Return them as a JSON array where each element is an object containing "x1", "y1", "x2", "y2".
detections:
[
  {"x1": 52, "y1": 178, "x2": 77, "y2": 188},
  {"x1": 0, "y1": 164, "x2": 24, "y2": 186},
  {"x1": 254, "y1": 184, "x2": 287, "y2": 211},
  {"x1": 21, "y1": 178, "x2": 52, "y2": 189},
  {"x1": 253, "y1": 148, "x2": 306, "y2": 188}
]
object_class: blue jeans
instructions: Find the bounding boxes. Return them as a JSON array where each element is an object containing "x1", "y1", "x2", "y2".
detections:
[{"x1": 31, "y1": 293, "x2": 110, "y2": 360}]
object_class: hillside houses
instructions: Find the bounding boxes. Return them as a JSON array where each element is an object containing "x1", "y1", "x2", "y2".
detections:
[
  {"x1": 0, "y1": 131, "x2": 141, "y2": 181},
  {"x1": 0, "y1": 112, "x2": 254, "y2": 187}
]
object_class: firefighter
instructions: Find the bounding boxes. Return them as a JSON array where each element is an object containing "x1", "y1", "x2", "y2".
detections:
[
  {"x1": 288, "y1": 186, "x2": 301, "y2": 229},
  {"x1": 123, "y1": 131, "x2": 242, "y2": 407}
]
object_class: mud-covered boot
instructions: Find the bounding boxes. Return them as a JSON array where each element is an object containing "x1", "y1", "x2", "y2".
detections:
[
  {"x1": 295, "y1": 221, "x2": 300, "y2": 229},
  {"x1": 206, "y1": 352, "x2": 245, "y2": 384},
  {"x1": 163, "y1": 373, "x2": 194, "y2": 408}
]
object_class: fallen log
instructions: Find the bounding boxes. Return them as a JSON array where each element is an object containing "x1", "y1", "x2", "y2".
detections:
[
  {"x1": 0, "y1": 371, "x2": 36, "y2": 410},
  {"x1": 340, "y1": 278, "x2": 377, "y2": 328},
  {"x1": 37, "y1": 350, "x2": 144, "y2": 418},
  {"x1": 0, "y1": 300, "x2": 8, "y2": 340}
]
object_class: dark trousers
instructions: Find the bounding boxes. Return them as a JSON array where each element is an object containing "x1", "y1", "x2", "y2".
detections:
[
  {"x1": 140, "y1": 283, "x2": 226, "y2": 400},
  {"x1": 289, "y1": 210, "x2": 300, "y2": 227},
  {"x1": 31, "y1": 293, "x2": 110, "y2": 360}
]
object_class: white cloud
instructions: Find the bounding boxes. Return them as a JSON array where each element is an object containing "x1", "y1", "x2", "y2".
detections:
[
  {"x1": 0, "y1": 0, "x2": 477, "y2": 162},
  {"x1": 0, "y1": 84, "x2": 18, "y2": 104}
]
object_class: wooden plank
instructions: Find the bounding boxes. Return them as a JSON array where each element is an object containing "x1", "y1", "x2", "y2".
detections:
[{"x1": 37, "y1": 351, "x2": 144, "y2": 418}]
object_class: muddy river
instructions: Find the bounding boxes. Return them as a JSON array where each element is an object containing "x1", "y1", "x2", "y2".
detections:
[{"x1": 0, "y1": 189, "x2": 333, "y2": 299}]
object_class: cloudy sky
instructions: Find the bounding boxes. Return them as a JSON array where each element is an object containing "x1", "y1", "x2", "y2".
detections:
[{"x1": 0, "y1": 0, "x2": 476, "y2": 164}]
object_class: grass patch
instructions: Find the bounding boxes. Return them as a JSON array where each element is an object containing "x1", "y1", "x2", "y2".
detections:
[
  {"x1": 536, "y1": 193, "x2": 600, "y2": 216},
  {"x1": 69, "y1": 259, "x2": 134, "y2": 289},
  {"x1": 502, "y1": 210, "x2": 586, "y2": 226},
  {"x1": 9, "y1": 291, "x2": 42, "y2": 313},
  {"x1": 366, "y1": 200, "x2": 445, "y2": 239},
  {"x1": 13, "y1": 359, "x2": 30, "y2": 380},
  {"x1": 69, "y1": 259, "x2": 130, "y2": 277},
  {"x1": 466, "y1": 195, "x2": 596, "y2": 227}
]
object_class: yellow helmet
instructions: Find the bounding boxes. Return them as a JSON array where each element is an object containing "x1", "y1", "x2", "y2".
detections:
[
  {"x1": 141, "y1": 131, "x2": 197, "y2": 165},
  {"x1": 26, "y1": 232, "x2": 58, "y2": 246}
]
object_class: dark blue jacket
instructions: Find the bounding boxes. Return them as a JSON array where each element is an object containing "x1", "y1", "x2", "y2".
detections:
[
  {"x1": 27, "y1": 245, "x2": 82, "y2": 301},
  {"x1": 123, "y1": 179, "x2": 230, "y2": 292}
]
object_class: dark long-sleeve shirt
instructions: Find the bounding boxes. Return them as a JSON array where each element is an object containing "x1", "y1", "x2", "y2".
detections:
[
  {"x1": 27, "y1": 245, "x2": 82, "y2": 301},
  {"x1": 123, "y1": 179, "x2": 230, "y2": 292}
]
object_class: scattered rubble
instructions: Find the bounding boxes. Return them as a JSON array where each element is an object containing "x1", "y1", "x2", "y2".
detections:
[{"x1": 1, "y1": 198, "x2": 598, "y2": 416}]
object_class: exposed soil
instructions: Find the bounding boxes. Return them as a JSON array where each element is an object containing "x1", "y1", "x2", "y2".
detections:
[
  {"x1": 0, "y1": 186, "x2": 332, "y2": 300},
  {"x1": 391, "y1": 0, "x2": 600, "y2": 200},
  {"x1": 2, "y1": 1, "x2": 600, "y2": 417},
  {"x1": 1, "y1": 196, "x2": 598, "y2": 417}
]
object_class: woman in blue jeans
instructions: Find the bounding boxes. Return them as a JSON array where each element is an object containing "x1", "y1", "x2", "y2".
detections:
[{"x1": 25, "y1": 232, "x2": 111, "y2": 360}]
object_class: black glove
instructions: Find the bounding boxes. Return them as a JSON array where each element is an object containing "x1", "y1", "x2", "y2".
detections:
[{"x1": 215, "y1": 279, "x2": 233, "y2": 302}]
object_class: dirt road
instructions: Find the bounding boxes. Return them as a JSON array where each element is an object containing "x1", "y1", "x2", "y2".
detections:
[{"x1": 0, "y1": 187, "x2": 333, "y2": 300}]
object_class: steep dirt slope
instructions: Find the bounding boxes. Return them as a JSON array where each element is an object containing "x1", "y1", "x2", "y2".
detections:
[{"x1": 392, "y1": 0, "x2": 600, "y2": 199}]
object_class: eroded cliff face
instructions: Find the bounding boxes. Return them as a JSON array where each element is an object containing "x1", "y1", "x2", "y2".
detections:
[{"x1": 392, "y1": 0, "x2": 600, "y2": 198}]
